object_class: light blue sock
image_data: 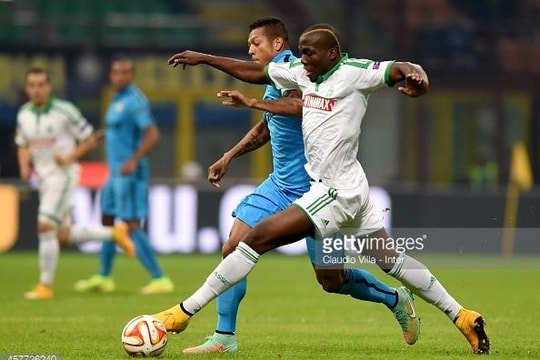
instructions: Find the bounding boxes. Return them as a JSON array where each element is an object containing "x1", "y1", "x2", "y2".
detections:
[
  {"x1": 131, "y1": 228, "x2": 164, "y2": 278},
  {"x1": 99, "y1": 240, "x2": 117, "y2": 276},
  {"x1": 215, "y1": 277, "x2": 247, "y2": 333},
  {"x1": 338, "y1": 268, "x2": 398, "y2": 308}
]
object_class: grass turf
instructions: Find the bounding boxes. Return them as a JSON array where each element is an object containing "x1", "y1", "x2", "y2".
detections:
[{"x1": 0, "y1": 252, "x2": 538, "y2": 359}]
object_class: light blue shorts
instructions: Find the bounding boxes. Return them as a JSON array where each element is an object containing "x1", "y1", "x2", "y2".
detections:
[
  {"x1": 233, "y1": 176, "x2": 322, "y2": 264},
  {"x1": 100, "y1": 170, "x2": 148, "y2": 221}
]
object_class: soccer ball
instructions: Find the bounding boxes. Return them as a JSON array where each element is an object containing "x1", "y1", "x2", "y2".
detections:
[{"x1": 121, "y1": 315, "x2": 168, "y2": 357}]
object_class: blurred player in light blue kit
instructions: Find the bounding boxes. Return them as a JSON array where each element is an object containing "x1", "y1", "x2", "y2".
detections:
[
  {"x1": 75, "y1": 57, "x2": 173, "y2": 295},
  {"x1": 180, "y1": 17, "x2": 419, "y2": 354}
]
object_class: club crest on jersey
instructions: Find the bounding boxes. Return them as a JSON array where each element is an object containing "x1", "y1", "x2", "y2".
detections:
[
  {"x1": 303, "y1": 95, "x2": 336, "y2": 112},
  {"x1": 115, "y1": 102, "x2": 124, "y2": 112}
]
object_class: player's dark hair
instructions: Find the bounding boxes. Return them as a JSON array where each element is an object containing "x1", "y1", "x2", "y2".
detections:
[
  {"x1": 249, "y1": 17, "x2": 289, "y2": 45},
  {"x1": 25, "y1": 67, "x2": 51, "y2": 82},
  {"x1": 111, "y1": 55, "x2": 136, "y2": 72},
  {"x1": 301, "y1": 23, "x2": 343, "y2": 55}
]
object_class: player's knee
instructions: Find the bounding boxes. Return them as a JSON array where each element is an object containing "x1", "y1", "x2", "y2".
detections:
[
  {"x1": 243, "y1": 225, "x2": 273, "y2": 254},
  {"x1": 315, "y1": 273, "x2": 342, "y2": 293},
  {"x1": 222, "y1": 239, "x2": 238, "y2": 257},
  {"x1": 37, "y1": 219, "x2": 56, "y2": 233}
]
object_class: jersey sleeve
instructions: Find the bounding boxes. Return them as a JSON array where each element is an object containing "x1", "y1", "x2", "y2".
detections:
[
  {"x1": 63, "y1": 102, "x2": 94, "y2": 141},
  {"x1": 131, "y1": 97, "x2": 154, "y2": 130},
  {"x1": 344, "y1": 59, "x2": 395, "y2": 93},
  {"x1": 265, "y1": 61, "x2": 301, "y2": 91}
]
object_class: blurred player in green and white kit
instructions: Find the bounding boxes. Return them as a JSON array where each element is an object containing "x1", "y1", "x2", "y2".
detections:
[{"x1": 15, "y1": 68, "x2": 135, "y2": 300}]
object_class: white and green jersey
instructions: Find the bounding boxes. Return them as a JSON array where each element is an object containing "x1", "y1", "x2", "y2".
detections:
[
  {"x1": 266, "y1": 55, "x2": 394, "y2": 189},
  {"x1": 15, "y1": 97, "x2": 93, "y2": 179}
]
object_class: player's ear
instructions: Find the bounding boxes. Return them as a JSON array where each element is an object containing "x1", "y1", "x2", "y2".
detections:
[
  {"x1": 328, "y1": 48, "x2": 339, "y2": 61},
  {"x1": 273, "y1": 37, "x2": 284, "y2": 51}
]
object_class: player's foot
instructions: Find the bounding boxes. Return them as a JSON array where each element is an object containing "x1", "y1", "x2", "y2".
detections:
[
  {"x1": 24, "y1": 283, "x2": 53, "y2": 300},
  {"x1": 140, "y1": 277, "x2": 174, "y2": 295},
  {"x1": 183, "y1": 333, "x2": 238, "y2": 354},
  {"x1": 392, "y1": 286, "x2": 420, "y2": 345},
  {"x1": 111, "y1": 222, "x2": 136, "y2": 258},
  {"x1": 74, "y1": 274, "x2": 115, "y2": 293},
  {"x1": 454, "y1": 308, "x2": 490, "y2": 354},
  {"x1": 152, "y1": 304, "x2": 191, "y2": 333}
]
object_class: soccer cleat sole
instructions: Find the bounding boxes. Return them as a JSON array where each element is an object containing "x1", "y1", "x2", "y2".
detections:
[{"x1": 473, "y1": 316, "x2": 490, "y2": 354}]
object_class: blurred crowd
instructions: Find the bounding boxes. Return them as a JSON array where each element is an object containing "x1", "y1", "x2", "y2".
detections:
[{"x1": 403, "y1": 0, "x2": 540, "y2": 75}]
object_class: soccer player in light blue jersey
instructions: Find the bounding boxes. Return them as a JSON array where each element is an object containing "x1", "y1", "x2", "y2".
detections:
[
  {"x1": 180, "y1": 17, "x2": 418, "y2": 354},
  {"x1": 75, "y1": 57, "x2": 174, "y2": 295}
]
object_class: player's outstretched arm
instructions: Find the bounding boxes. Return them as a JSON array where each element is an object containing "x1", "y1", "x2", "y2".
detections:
[
  {"x1": 168, "y1": 50, "x2": 267, "y2": 84},
  {"x1": 218, "y1": 89, "x2": 303, "y2": 117},
  {"x1": 388, "y1": 62, "x2": 429, "y2": 97},
  {"x1": 208, "y1": 120, "x2": 270, "y2": 188}
]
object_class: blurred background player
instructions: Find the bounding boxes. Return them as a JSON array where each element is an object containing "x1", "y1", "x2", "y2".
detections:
[
  {"x1": 75, "y1": 57, "x2": 173, "y2": 295},
  {"x1": 15, "y1": 67, "x2": 135, "y2": 300},
  {"x1": 175, "y1": 17, "x2": 419, "y2": 354}
]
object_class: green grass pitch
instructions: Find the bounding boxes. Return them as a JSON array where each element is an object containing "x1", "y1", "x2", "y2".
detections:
[{"x1": 0, "y1": 252, "x2": 538, "y2": 359}]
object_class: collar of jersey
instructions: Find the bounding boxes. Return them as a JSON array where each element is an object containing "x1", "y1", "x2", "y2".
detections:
[
  {"x1": 272, "y1": 49, "x2": 294, "y2": 63},
  {"x1": 316, "y1": 53, "x2": 348, "y2": 85},
  {"x1": 115, "y1": 84, "x2": 134, "y2": 98},
  {"x1": 31, "y1": 96, "x2": 54, "y2": 114}
]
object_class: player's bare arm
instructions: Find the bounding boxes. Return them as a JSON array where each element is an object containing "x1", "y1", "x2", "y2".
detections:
[
  {"x1": 121, "y1": 124, "x2": 160, "y2": 175},
  {"x1": 17, "y1": 146, "x2": 33, "y2": 180},
  {"x1": 168, "y1": 51, "x2": 268, "y2": 84},
  {"x1": 218, "y1": 89, "x2": 303, "y2": 117},
  {"x1": 54, "y1": 132, "x2": 103, "y2": 167},
  {"x1": 388, "y1": 62, "x2": 429, "y2": 97},
  {"x1": 208, "y1": 121, "x2": 270, "y2": 188}
]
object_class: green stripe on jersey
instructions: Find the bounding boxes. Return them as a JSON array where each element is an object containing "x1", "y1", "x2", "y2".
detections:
[
  {"x1": 384, "y1": 60, "x2": 396, "y2": 86},
  {"x1": 306, "y1": 194, "x2": 334, "y2": 215},
  {"x1": 344, "y1": 59, "x2": 373, "y2": 69}
]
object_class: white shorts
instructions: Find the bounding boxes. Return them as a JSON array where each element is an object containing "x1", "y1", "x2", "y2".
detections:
[
  {"x1": 293, "y1": 179, "x2": 384, "y2": 239},
  {"x1": 37, "y1": 173, "x2": 77, "y2": 227}
]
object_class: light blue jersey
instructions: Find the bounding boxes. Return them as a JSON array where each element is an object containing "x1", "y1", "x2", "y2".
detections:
[
  {"x1": 101, "y1": 84, "x2": 153, "y2": 220},
  {"x1": 263, "y1": 50, "x2": 310, "y2": 196},
  {"x1": 104, "y1": 84, "x2": 153, "y2": 173},
  {"x1": 233, "y1": 50, "x2": 311, "y2": 236}
]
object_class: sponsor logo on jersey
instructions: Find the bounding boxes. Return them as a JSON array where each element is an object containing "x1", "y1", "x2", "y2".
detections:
[
  {"x1": 373, "y1": 61, "x2": 381, "y2": 69},
  {"x1": 303, "y1": 95, "x2": 336, "y2": 112},
  {"x1": 29, "y1": 137, "x2": 56, "y2": 148}
]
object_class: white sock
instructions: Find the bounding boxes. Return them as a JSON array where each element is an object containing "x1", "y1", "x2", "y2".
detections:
[
  {"x1": 67, "y1": 225, "x2": 113, "y2": 244},
  {"x1": 38, "y1": 230, "x2": 60, "y2": 286},
  {"x1": 183, "y1": 242, "x2": 259, "y2": 314},
  {"x1": 389, "y1": 253, "x2": 462, "y2": 321}
]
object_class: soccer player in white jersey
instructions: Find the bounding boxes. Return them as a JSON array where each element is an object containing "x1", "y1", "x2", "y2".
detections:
[
  {"x1": 15, "y1": 68, "x2": 135, "y2": 300},
  {"x1": 151, "y1": 24, "x2": 490, "y2": 354}
]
